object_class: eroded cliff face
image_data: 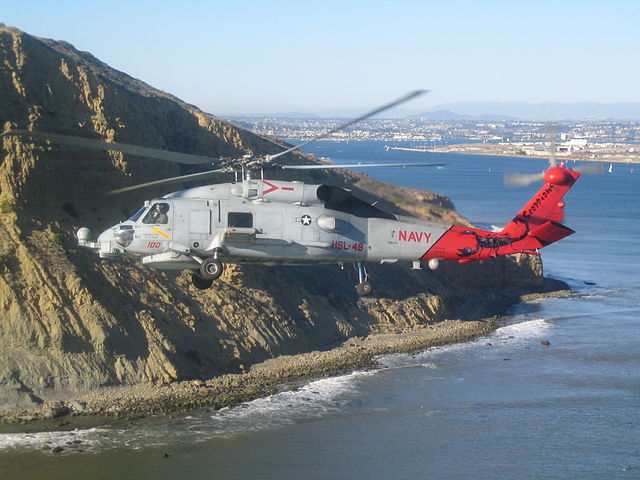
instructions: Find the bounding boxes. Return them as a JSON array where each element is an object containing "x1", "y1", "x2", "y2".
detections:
[{"x1": 0, "y1": 25, "x2": 542, "y2": 410}]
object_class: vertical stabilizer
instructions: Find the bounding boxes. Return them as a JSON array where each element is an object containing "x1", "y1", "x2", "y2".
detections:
[{"x1": 501, "y1": 166, "x2": 580, "y2": 237}]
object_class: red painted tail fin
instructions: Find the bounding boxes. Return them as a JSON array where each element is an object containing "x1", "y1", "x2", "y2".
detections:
[{"x1": 501, "y1": 166, "x2": 580, "y2": 239}]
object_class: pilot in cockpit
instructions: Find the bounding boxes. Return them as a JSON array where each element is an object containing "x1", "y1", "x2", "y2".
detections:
[{"x1": 143, "y1": 203, "x2": 169, "y2": 224}]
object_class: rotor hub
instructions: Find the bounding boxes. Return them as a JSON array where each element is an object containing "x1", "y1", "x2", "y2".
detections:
[{"x1": 544, "y1": 166, "x2": 571, "y2": 186}]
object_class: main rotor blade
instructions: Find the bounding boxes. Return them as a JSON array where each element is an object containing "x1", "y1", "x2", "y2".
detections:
[
  {"x1": 109, "y1": 168, "x2": 226, "y2": 194},
  {"x1": 267, "y1": 90, "x2": 428, "y2": 162},
  {"x1": 282, "y1": 162, "x2": 445, "y2": 170},
  {"x1": 2, "y1": 130, "x2": 219, "y2": 165}
]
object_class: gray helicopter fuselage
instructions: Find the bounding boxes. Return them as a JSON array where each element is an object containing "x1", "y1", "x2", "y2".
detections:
[{"x1": 83, "y1": 178, "x2": 450, "y2": 271}]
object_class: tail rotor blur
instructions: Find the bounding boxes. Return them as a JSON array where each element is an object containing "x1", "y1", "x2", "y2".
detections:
[
  {"x1": 547, "y1": 123, "x2": 558, "y2": 168},
  {"x1": 504, "y1": 123, "x2": 603, "y2": 187},
  {"x1": 504, "y1": 171, "x2": 545, "y2": 187}
]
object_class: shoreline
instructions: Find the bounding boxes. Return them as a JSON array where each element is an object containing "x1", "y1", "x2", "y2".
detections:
[
  {"x1": 430, "y1": 144, "x2": 640, "y2": 164},
  {"x1": 0, "y1": 278, "x2": 570, "y2": 431}
]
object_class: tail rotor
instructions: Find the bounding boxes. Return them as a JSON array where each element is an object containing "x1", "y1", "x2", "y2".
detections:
[{"x1": 504, "y1": 123, "x2": 603, "y2": 187}]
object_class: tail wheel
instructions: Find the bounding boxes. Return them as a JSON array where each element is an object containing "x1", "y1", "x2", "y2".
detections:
[
  {"x1": 200, "y1": 257, "x2": 223, "y2": 280},
  {"x1": 356, "y1": 280, "x2": 373, "y2": 297},
  {"x1": 191, "y1": 273, "x2": 213, "y2": 290}
]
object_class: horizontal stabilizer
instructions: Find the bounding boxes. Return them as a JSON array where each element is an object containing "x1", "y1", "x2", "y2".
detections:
[
  {"x1": 508, "y1": 220, "x2": 576, "y2": 252},
  {"x1": 527, "y1": 221, "x2": 575, "y2": 247}
]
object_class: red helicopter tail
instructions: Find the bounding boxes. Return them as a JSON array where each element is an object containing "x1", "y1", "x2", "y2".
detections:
[
  {"x1": 499, "y1": 165, "x2": 580, "y2": 251},
  {"x1": 502, "y1": 165, "x2": 580, "y2": 233},
  {"x1": 421, "y1": 165, "x2": 580, "y2": 263}
]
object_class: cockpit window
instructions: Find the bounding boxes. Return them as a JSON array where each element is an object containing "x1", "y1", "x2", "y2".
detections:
[
  {"x1": 142, "y1": 203, "x2": 170, "y2": 224},
  {"x1": 128, "y1": 206, "x2": 147, "y2": 223}
]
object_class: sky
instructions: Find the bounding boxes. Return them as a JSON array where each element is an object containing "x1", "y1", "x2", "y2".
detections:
[{"x1": 3, "y1": 0, "x2": 640, "y2": 115}]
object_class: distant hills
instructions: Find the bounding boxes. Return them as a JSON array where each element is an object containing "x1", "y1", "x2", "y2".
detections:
[
  {"x1": 230, "y1": 101, "x2": 640, "y2": 121},
  {"x1": 416, "y1": 102, "x2": 640, "y2": 121},
  {"x1": 234, "y1": 111, "x2": 320, "y2": 119},
  {"x1": 412, "y1": 110, "x2": 519, "y2": 121}
]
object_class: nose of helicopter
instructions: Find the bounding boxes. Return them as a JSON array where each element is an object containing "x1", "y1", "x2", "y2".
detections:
[
  {"x1": 97, "y1": 226, "x2": 115, "y2": 244},
  {"x1": 96, "y1": 224, "x2": 128, "y2": 258}
]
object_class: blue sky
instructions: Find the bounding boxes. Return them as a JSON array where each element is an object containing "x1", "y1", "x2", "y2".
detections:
[{"x1": 4, "y1": 0, "x2": 639, "y2": 114}]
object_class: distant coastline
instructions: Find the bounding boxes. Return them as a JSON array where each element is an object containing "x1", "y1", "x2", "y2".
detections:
[{"x1": 430, "y1": 142, "x2": 640, "y2": 164}]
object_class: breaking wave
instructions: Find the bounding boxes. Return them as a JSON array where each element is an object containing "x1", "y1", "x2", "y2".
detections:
[
  {"x1": 0, "y1": 371, "x2": 376, "y2": 455},
  {"x1": 1, "y1": 312, "x2": 562, "y2": 455}
]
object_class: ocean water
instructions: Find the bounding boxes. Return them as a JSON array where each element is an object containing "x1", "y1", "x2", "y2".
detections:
[{"x1": 1, "y1": 141, "x2": 638, "y2": 479}]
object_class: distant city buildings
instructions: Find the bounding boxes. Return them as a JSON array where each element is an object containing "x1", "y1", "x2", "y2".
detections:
[
  {"x1": 226, "y1": 117, "x2": 640, "y2": 146},
  {"x1": 225, "y1": 117, "x2": 640, "y2": 163}
]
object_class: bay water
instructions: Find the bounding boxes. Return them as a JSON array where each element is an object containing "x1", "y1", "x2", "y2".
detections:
[{"x1": 1, "y1": 141, "x2": 638, "y2": 479}]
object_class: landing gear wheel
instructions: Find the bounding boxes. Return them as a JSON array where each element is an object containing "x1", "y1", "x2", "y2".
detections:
[
  {"x1": 200, "y1": 257, "x2": 223, "y2": 280},
  {"x1": 356, "y1": 280, "x2": 373, "y2": 297},
  {"x1": 191, "y1": 273, "x2": 213, "y2": 290}
]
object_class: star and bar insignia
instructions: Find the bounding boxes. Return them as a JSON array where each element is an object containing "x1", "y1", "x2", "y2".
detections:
[{"x1": 296, "y1": 214, "x2": 313, "y2": 226}]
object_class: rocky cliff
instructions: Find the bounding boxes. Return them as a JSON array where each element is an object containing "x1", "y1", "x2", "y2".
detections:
[{"x1": 0, "y1": 25, "x2": 543, "y2": 410}]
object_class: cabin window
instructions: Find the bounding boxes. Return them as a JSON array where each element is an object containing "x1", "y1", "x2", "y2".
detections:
[
  {"x1": 228, "y1": 212, "x2": 253, "y2": 228},
  {"x1": 142, "y1": 203, "x2": 170, "y2": 224}
]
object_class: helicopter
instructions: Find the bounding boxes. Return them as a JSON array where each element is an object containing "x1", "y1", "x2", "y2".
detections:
[{"x1": 2, "y1": 91, "x2": 583, "y2": 296}]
